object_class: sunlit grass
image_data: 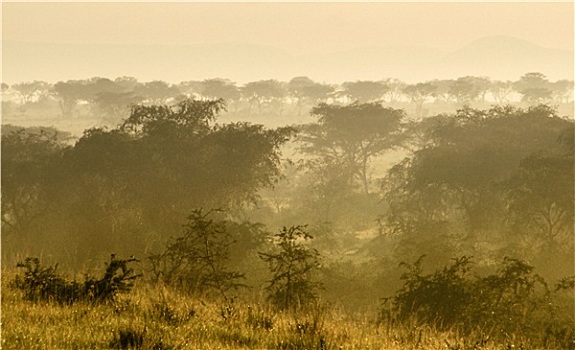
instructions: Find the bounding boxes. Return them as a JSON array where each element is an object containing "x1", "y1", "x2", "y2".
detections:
[{"x1": 1, "y1": 270, "x2": 571, "y2": 349}]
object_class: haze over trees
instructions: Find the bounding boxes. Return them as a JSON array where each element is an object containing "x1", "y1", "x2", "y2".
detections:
[
  {"x1": 2, "y1": 72, "x2": 572, "y2": 131},
  {"x1": 2, "y1": 71, "x2": 573, "y2": 349}
]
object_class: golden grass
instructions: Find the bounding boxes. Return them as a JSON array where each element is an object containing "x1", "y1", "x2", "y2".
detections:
[{"x1": 0, "y1": 272, "x2": 560, "y2": 349}]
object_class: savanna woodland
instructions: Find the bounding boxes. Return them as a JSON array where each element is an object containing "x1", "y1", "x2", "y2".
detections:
[{"x1": 2, "y1": 74, "x2": 574, "y2": 349}]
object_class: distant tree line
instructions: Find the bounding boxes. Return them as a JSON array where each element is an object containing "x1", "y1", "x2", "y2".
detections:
[{"x1": 2, "y1": 72, "x2": 573, "y2": 122}]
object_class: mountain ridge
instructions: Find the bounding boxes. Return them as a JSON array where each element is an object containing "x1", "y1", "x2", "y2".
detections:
[{"x1": 3, "y1": 36, "x2": 573, "y2": 84}]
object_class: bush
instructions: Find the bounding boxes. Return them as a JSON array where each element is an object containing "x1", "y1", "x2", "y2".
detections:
[
  {"x1": 385, "y1": 255, "x2": 474, "y2": 330},
  {"x1": 259, "y1": 225, "x2": 322, "y2": 311},
  {"x1": 382, "y1": 255, "x2": 575, "y2": 347},
  {"x1": 14, "y1": 255, "x2": 141, "y2": 304},
  {"x1": 148, "y1": 209, "x2": 251, "y2": 298}
]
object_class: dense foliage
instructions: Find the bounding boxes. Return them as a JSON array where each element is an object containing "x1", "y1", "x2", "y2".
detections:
[
  {"x1": 379, "y1": 105, "x2": 574, "y2": 276},
  {"x1": 2, "y1": 99, "x2": 294, "y2": 264}
]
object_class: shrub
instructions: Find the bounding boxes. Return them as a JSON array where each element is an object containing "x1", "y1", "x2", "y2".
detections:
[
  {"x1": 259, "y1": 225, "x2": 322, "y2": 311},
  {"x1": 383, "y1": 255, "x2": 574, "y2": 346},
  {"x1": 386, "y1": 255, "x2": 474, "y2": 330},
  {"x1": 148, "y1": 209, "x2": 251, "y2": 298},
  {"x1": 14, "y1": 255, "x2": 141, "y2": 304}
]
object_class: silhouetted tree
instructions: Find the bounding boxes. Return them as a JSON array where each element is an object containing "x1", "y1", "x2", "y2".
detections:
[
  {"x1": 52, "y1": 80, "x2": 85, "y2": 118},
  {"x1": 11, "y1": 81, "x2": 51, "y2": 113},
  {"x1": 403, "y1": 82, "x2": 436, "y2": 117},
  {"x1": 341, "y1": 80, "x2": 388, "y2": 103},
  {"x1": 300, "y1": 102, "x2": 405, "y2": 195},
  {"x1": 514, "y1": 72, "x2": 552, "y2": 105},
  {"x1": 242, "y1": 79, "x2": 286, "y2": 115}
]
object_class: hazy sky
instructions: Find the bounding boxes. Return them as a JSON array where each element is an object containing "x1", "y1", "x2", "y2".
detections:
[{"x1": 3, "y1": 2, "x2": 574, "y2": 54}]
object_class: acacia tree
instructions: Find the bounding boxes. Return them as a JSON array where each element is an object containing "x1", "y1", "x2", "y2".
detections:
[
  {"x1": 550, "y1": 79, "x2": 574, "y2": 104},
  {"x1": 241, "y1": 79, "x2": 286, "y2": 115},
  {"x1": 11, "y1": 81, "x2": 51, "y2": 113},
  {"x1": 514, "y1": 72, "x2": 552, "y2": 105},
  {"x1": 448, "y1": 76, "x2": 482, "y2": 105},
  {"x1": 403, "y1": 82, "x2": 436, "y2": 117},
  {"x1": 201, "y1": 78, "x2": 240, "y2": 111},
  {"x1": 259, "y1": 225, "x2": 322, "y2": 310},
  {"x1": 300, "y1": 102, "x2": 405, "y2": 195},
  {"x1": 288, "y1": 77, "x2": 335, "y2": 116},
  {"x1": 489, "y1": 80, "x2": 514, "y2": 104},
  {"x1": 341, "y1": 80, "x2": 388, "y2": 103},
  {"x1": 52, "y1": 80, "x2": 85, "y2": 118},
  {"x1": 430, "y1": 79, "x2": 454, "y2": 103},
  {"x1": 135, "y1": 80, "x2": 179, "y2": 105},
  {"x1": 382, "y1": 78, "x2": 406, "y2": 104}
]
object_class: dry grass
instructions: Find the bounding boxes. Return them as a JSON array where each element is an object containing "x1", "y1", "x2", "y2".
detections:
[{"x1": 2, "y1": 269, "x2": 547, "y2": 350}]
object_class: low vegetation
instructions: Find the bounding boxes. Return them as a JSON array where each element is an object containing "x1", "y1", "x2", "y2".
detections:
[
  {"x1": 13, "y1": 255, "x2": 141, "y2": 304},
  {"x1": 3, "y1": 254, "x2": 573, "y2": 349}
]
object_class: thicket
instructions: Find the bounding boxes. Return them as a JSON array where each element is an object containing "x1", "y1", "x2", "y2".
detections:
[
  {"x1": 382, "y1": 255, "x2": 575, "y2": 348},
  {"x1": 13, "y1": 255, "x2": 141, "y2": 304}
]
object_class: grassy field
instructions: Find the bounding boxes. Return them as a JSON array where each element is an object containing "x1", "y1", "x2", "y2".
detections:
[{"x1": 3, "y1": 269, "x2": 567, "y2": 350}]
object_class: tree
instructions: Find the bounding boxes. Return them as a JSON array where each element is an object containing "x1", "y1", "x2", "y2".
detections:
[
  {"x1": 448, "y1": 76, "x2": 482, "y2": 105},
  {"x1": 52, "y1": 80, "x2": 85, "y2": 118},
  {"x1": 241, "y1": 79, "x2": 286, "y2": 115},
  {"x1": 341, "y1": 80, "x2": 388, "y2": 103},
  {"x1": 288, "y1": 77, "x2": 335, "y2": 115},
  {"x1": 95, "y1": 91, "x2": 143, "y2": 126},
  {"x1": 300, "y1": 102, "x2": 405, "y2": 195},
  {"x1": 506, "y1": 138, "x2": 574, "y2": 255},
  {"x1": 514, "y1": 72, "x2": 552, "y2": 105},
  {"x1": 135, "y1": 80, "x2": 179, "y2": 105},
  {"x1": 259, "y1": 225, "x2": 322, "y2": 310},
  {"x1": 78, "y1": 77, "x2": 120, "y2": 116},
  {"x1": 382, "y1": 78, "x2": 406, "y2": 104},
  {"x1": 430, "y1": 79, "x2": 454, "y2": 103},
  {"x1": 470, "y1": 76, "x2": 492, "y2": 103},
  {"x1": 2, "y1": 98, "x2": 295, "y2": 265},
  {"x1": 11, "y1": 81, "x2": 51, "y2": 113},
  {"x1": 1, "y1": 128, "x2": 67, "y2": 251},
  {"x1": 550, "y1": 79, "x2": 574, "y2": 104},
  {"x1": 489, "y1": 80, "x2": 514, "y2": 104},
  {"x1": 403, "y1": 82, "x2": 436, "y2": 117},
  {"x1": 177, "y1": 80, "x2": 204, "y2": 99},
  {"x1": 201, "y1": 78, "x2": 241, "y2": 112},
  {"x1": 381, "y1": 105, "x2": 573, "y2": 265},
  {"x1": 288, "y1": 76, "x2": 315, "y2": 116}
]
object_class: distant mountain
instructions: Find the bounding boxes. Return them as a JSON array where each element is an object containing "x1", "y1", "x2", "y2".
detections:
[
  {"x1": 2, "y1": 36, "x2": 573, "y2": 84},
  {"x1": 299, "y1": 46, "x2": 447, "y2": 83},
  {"x1": 438, "y1": 36, "x2": 573, "y2": 81}
]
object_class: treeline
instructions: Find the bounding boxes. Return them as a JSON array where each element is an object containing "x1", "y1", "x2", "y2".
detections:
[
  {"x1": 2, "y1": 72, "x2": 573, "y2": 124},
  {"x1": 2, "y1": 98, "x2": 573, "y2": 308}
]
